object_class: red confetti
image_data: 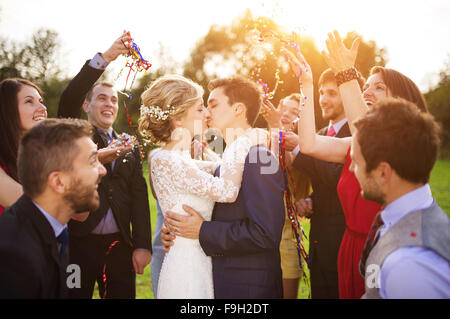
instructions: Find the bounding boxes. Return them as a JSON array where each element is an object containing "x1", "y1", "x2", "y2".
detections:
[{"x1": 102, "y1": 240, "x2": 120, "y2": 299}]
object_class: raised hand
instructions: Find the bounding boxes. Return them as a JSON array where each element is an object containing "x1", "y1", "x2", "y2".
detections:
[
  {"x1": 98, "y1": 144, "x2": 133, "y2": 164},
  {"x1": 321, "y1": 30, "x2": 360, "y2": 73},
  {"x1": 282, "y1": 47, "x2": 313, "y2": 86},
  {"x1": 101, "y1": 30, "x2": 132, "y2": 63},
  {"x1": 283, "y1": 131, "x2": 300, "y2": 152},
  {"x1": 261, "y1": 99, "x2": 282, "y2": 129}
]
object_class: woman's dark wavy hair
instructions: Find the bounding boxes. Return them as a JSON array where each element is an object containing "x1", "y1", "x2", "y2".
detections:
[{"x1": 0, "y1": 78, "x2": 43, "y2": 181}]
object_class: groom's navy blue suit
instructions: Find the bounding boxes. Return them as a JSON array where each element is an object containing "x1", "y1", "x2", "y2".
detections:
[{"x1": 199, "y1": 145, "x2": 285, "y2": 299}]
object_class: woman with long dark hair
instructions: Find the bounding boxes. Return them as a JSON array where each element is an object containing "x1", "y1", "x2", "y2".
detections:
[{"x1": 0, "y1": 78, "x2": 47, "y2": 215}]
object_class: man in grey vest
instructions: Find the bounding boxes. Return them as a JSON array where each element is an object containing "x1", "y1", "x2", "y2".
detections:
[{"x1": 350, "y1": 98, "x2": 449, "y2": 299}]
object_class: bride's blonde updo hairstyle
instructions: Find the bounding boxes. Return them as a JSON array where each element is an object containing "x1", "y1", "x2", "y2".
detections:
[{"x1": 138, "y1": 74, "x2": 204, "y2": 144}]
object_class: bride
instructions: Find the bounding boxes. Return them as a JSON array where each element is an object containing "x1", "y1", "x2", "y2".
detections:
[{"x1": 138, "y1": 74, "x2": 267, "y2": 299}]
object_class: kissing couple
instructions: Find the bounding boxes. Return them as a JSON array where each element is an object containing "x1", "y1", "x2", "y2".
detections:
[{"x1": 138, "y1": 75, "x2": 286, "y2": 299}]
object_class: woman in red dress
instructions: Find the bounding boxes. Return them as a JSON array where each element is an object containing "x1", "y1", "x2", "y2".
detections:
[
  {"x1": 284, "y1": 31, "x2": 428, "y2": 298},
  {"x1": 0, "y1": 78, "x2": 47, "y2": 215}
]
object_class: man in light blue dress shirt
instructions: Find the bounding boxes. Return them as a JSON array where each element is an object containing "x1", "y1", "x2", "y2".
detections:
[{"x1": 349, "y1": 98, "x2": 449, "y2": 299}]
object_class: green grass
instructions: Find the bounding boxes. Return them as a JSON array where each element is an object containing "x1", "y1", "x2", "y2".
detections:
[
  {"x1": 429, "y1": 158, "x2": 450, "y2": 216},
  {"x1": 95, "y1": 158, "x2": 450, "y2": 299}
]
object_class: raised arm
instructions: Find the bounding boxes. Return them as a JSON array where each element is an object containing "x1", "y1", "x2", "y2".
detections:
[
  {"x1": 57, "y1": 31, "x2": 131, "y2": 119},
  {"x1": 321, "y1": 30, "x2": 367, "y2": 134},
  {"x1": 284, "y1": 48, "x2": 350, "y2": 164}
]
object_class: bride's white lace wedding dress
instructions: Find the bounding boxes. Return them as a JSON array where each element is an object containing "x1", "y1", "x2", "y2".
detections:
[{"x1": 151, "y1": 129, "x2": 267, "y2": 299}]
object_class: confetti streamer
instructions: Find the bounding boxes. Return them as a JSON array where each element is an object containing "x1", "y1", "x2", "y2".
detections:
[
  {"x1": 107, "y1": 133, "x2": 137, "y2": 150},
  {"x1": 114, "y1": 37, "x2": 151, "y2": 157},
  {"x1": 257, "y1": 68, "x2": 283, "y2": 100},
  {"x1": 102, "y1": 240, "x2": 120, "y2": 299},
  {"x1": 257, "y1": 27, "x2": 309, "y2": 106},
  {"x1": 122, "y1": 99, "x2": 145, "y2": 159},
  {"x1": 116, "y1": 39, "x2": 152, "y2": 99},
  {"x1": 278, "y1": 130, "x2": 311, "y2": 281}
]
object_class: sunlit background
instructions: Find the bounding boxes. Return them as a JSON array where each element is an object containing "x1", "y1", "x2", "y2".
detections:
[
  {"x1": 1, "y1": 0, "x2": 449, "y2": 91},
  {"x1": 1, "y1": 0, "x2": 449, "y2": 299}
]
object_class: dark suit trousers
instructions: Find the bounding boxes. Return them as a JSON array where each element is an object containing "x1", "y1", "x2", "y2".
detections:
[{"x1": 68, "y1": 232, "x2": 135, "y2": 299}]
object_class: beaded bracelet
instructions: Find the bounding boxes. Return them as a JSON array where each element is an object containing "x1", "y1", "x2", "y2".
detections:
[{"x1": 335, "y1": 67, "x2": 359, "y2": 86}]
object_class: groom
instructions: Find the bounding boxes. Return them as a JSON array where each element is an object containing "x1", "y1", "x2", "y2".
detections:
[{"x1": 163, "y1": 76, "x2": 286, "y2": 298}]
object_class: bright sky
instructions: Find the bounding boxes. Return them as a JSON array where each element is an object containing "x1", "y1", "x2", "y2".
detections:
[{"x1": 1, "y1": 0, "x2": 449, "y2": 91}]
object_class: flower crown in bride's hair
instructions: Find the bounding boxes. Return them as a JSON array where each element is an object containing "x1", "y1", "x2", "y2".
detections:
[{"x1": 140, "y1": 104, "x2": 176, "y2": 121}]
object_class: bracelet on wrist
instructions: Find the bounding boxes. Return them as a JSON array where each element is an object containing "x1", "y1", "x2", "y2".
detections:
[{"x1": 335, "y1": 67, "x2": 359, "y2": 86}]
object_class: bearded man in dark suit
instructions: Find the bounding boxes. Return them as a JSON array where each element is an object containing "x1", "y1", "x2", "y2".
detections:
[{"x1": 0, "y1": 119, "x2": 107, "y2": 298}]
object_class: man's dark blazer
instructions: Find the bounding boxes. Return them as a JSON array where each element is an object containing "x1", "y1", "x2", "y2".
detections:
[
  {"x1": 0, "y1": 195, "x2": 69, "y2": 298},
  {"x1": 291, "y1": 122, "x2": 350, "y2": 299},
  {"x1": 57, "y1": 61, "x2": 151, "y2": 251},
  {"x1": 199, "y1": 146, "x2": 285, "y2": 299}
]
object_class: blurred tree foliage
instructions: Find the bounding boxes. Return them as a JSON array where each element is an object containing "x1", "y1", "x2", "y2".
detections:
[
  {"x1": 425, "y1": 55, "x2": 450, "y2": 154},
  {"x1": 183, "y1": 9, "x2": 387, "y2": 129},
  {"x1": 1, "y1": 10, "x2": 389, "y2": 153},
  {"x1": 0, "y1": 28, "x2": 69, "y2": 117}
]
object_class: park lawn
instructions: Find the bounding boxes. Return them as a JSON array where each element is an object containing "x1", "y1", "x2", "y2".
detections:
[
  {"x1": 429, "y1": 158, "x2": 450, "y2": 216},
  {"x1": 95, "y1": 158, "x2": 450, "y2": 299}
]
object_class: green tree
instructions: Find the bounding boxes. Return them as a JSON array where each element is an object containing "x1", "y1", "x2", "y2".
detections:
[
  {"x1": 0, "y1": 28, "x2": 67, "y2": 117},
  {"x1": 22, "y1": 28, "x2": 63, "y2": 84},
  {"x1": 0, "y1": 38, "x2": 25, "y2": 79},
  {"x1": 425, "y1": 55, "x2": 450, "y2": 154}
]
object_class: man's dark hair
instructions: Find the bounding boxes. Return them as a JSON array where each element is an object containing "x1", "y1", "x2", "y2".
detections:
[
  {"x1": 208, "y1": 76, "x2": 262, "y2": 126},
  {"x1": 18, "y1": 118, "x2": 94, "y2": 197},
  {"x1": 354, "y1": 98, "x2": 441, "y2": 184}
]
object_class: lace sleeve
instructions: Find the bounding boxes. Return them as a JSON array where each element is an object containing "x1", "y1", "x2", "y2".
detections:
[
  {"x1": 151, "y1": 152, "x2": 239, "y2": 203},
  {"x1": 219, "y1": 129, "x2": 269, "y2": 196},
  {"x1": 203, "y1": 147, "x2": 222, "y2": 162},
  {"x1": 192, "y1": 159, "x2": 221, "y2": 175}
]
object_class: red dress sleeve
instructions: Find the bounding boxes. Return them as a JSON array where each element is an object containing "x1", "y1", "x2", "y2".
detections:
[{"x1": 337, "y1": 148, "x2": 381, "y2": 234}]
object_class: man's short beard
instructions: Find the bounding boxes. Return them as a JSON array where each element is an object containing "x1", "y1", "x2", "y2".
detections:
[
  {"x1": 361, "y1": 188, "x2": 386, "y2": 205},
  {"x1": 64, "y1": 177, "x2": 101, "y2": 213}
]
